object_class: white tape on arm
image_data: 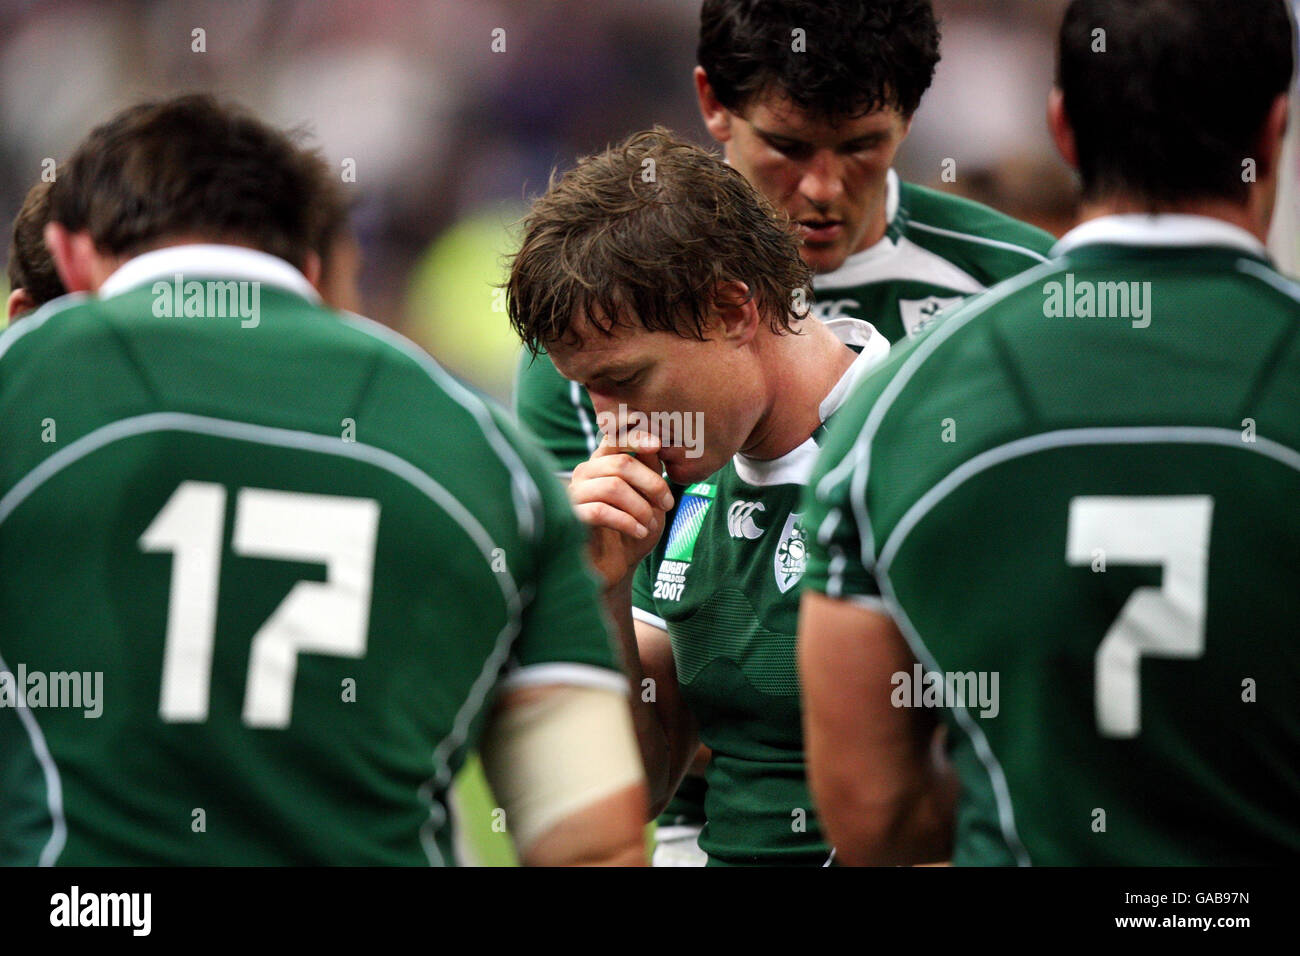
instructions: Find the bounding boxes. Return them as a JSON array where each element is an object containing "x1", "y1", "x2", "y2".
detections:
[{"x1": 479, "y1": 684, "x2": 645, "y2": 855}]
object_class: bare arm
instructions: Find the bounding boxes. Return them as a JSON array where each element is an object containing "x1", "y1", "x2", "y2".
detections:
[
  {"x1": 602, "y1": 572, "x2": 699, "y2": 817},
  {"x1": 798, "y1": 590, "x2": 957, "y2": 866},
  {"x1": 635, "y1": 618, "x2": 699, "y2": 818}
]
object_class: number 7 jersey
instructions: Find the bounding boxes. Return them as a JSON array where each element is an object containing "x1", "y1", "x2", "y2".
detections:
[
  {"x1": 0, "y1": 245, "x2": 623, "y2": 865},
  {"x1": 803, "y1": 215, "x2": 1300, "y2": 865}
]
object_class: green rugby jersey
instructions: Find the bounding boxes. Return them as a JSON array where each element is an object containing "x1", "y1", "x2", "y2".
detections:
[
  {"x1": 0, "y1": 244, "x2": 624, "y2": 866},
  {"x1": 804, "y1": 215, "x2": 1300, "y2": 865},
  {"x1": 513, "y1": 169, "x2": 1054, "y2": 476},
  {"x1": 632, "y1": 320, "x2": 889, "y2": 866}
]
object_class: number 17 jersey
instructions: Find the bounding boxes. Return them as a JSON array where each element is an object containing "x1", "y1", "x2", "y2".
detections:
[{"x1": 0, "y1": 245, "x2": 622, "y2": 865}]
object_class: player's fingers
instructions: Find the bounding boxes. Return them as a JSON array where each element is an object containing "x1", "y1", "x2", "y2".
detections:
[
  {"x1": 622, "y1": 430, "x2": 668, "y2": 477},
  {"x1": 572, "y1": 500, "x2": 651, "y2": 540},
  {"x1": 573, "y1": 439, "x2": 674, "y2": 511},
  {"x1": 591, "y1": 429, "x2": 659, "y2": 458},
  {"x1": 569, "y1": 475, "x2": 659, "y2": 531}
]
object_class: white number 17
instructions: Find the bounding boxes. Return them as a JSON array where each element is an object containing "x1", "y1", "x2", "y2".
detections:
[
  {"x1": 1066, "y1": 495, "x2": 1214, "y2": 739},
  {"x1": 140, "y1": 481, "x2": 380, "y2": 729}
]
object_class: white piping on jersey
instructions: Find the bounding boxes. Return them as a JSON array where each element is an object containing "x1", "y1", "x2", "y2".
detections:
[
  {"x1": 342, "y1": 312, "x2": 544, "y2": 543},
  {"x1": 571, "y1": 379, "x2": 600, "y2": 455},
  {"x1": 874, "y1": 570, "x2": 1032, "y2": 867},
  {"x1": 812, "y1": 258, "x2": 1061, "y2": 559},
  {"x1": 811, "y1": 167, "x2": 1047, "y2": 294},
  {"x1": 869, "y1": 425, "x2": 1300, "y2": 868},
  {"x1": 0, "y1": 648, "x2": 67, "y2": 866},
  {"x1": 0, "y1": 410, "x2": 527, "y2": 868},
  {"x1": 0, "y1": 293, "x2": 89, "y2": 363},
  {"x1": 733, "y1": 327, "x2": 890, "y2": 488},
  {"x1": 842, "y1": 593, "x2": 889, "y2": 615},
  {"x1": 631, "y1": 606, "x2": 669, "y2": 634},
  {"x1": 497, "y1": 662, "x2": 629, "y2": 695},
  {"x1": 97, "y1": 243, "x2": 322, "y2": 303},
  {"x1": 878, "y1": 426, "x2": 1300, "y2": 575},
  {"x1": 810, "y1": 242, "x2": 1294, "y2": 869},
  {"x1": 1237, "y1": 257, "x2": 1300, "y2": 302},
  {"x1": 906, "y1": 220, "x2": 1049, "y2": 263},
  {"x1": 1052, "y1": 214, "x2": 1269, "y2": 258}
]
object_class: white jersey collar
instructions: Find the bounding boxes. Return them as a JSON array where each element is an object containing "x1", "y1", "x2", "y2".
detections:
[
  {"x1": 817, "y1": 327, "x2": 890, "y2": 421},
  {"x1": 1052, "y1": 214, "x2": 1268, "y2": 258},
  {"x1": 98, "y1": 243, "x2": 321, "y2": 303},
  {"x1": 734, "y1": 328, "x2": 890, "y2": 487}
]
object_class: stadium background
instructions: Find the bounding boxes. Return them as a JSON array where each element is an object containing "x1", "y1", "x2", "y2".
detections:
[{"x1": 0, "y1": 0, "x2": 1295, "y2": 864}]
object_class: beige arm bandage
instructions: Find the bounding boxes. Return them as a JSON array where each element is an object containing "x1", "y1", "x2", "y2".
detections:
[{"x1": 479, "y1": 684, "x2": 645, "y2": 855}]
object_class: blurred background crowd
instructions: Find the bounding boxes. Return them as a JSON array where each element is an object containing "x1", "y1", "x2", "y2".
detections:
[{"x1": 0, "y1": 0, "x2": 1292, "y2": 402}]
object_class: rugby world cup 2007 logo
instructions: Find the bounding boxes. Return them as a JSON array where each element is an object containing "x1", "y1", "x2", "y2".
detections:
[{"x1": 651, "y1": 483, "x2": 715, "y2": 603}]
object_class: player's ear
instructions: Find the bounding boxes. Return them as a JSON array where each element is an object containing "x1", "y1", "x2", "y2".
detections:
[
  {"x1": 711, "y1": 281, "x2": 759, "y2": 346},
  {"x1": 1047, "y1": 88, "x2": 1079, "y2": 171},
  {"x1": 301, "y1": 250, "x2": 322, "y2": 291},
  {"x1": 1253, "y1": 92, "x2": 1290, "y2": 182},
  {"x1": 43, "y1": 222, "x2": 97, "y2": 295},
  {"x1": 6, "y1": 288, "x2": 37, "y2": 321},
  {"x1": 695, "y1": 67, "x2": 733, "y2": 144}
]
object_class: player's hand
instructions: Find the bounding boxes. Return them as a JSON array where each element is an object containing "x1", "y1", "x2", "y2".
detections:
[{"x1": 569, "y1": 431, "x2": 675, "y2": 588}]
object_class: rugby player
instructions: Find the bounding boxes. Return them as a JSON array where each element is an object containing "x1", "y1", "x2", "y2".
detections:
[
  {"x1": 509, "y1": 128, "x2": 891, "y2": 865},
  {"x1": 513, "y1": 0, "x2": 1054, "y2": 863},
  {"x1": 0, "y1": 95, "x2": 648, "y2": 866},
  {"x1": 800, "y1": 0, "x2": 1300, "y2": 865}
]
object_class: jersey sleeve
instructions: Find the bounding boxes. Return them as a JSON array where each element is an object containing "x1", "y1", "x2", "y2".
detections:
[
  {"x1": 492, "y1": 405, "x2": 627, "y2": 695},
  {"x1": 513, "y1": 349, "x2": 600, "y2": 476},
  {"x1": 630, "y1": 551, "x2": 667, "y2": 632},
  {"x1": 802, "y1": 469, "x2": 883, "y2": 609},
  {"x1": 802, "y1": 380, "x2": 890, "y2": 611}
]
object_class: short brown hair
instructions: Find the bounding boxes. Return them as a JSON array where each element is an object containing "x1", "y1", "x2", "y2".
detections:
[
  {"x1": 507, "y1": 127, "x2": 811, "y2": 353},
  {"x1": 7, "y1": 178, "x2": 65, "y2": 309},
  {"x1": 48, "y1": 94, "x2": 331, "y2": 271}
]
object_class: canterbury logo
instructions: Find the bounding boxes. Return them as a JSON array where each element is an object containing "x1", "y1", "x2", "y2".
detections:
[{"x1": 727, "y1": 501, "x2": 766, "y2": 539}]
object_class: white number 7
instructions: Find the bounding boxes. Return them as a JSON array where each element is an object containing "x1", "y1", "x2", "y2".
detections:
[
  {"x1": 1066, "y1": 496, "x2": 1213, "y2": 738},
  {"x1": 141, "y1": 481, "x2": 380, "y2": 729}
]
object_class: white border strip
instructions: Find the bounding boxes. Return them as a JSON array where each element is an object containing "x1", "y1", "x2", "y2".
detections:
[
  {"x1": 631, "y1": 606, "x2": 669, "y2": 633},
  {"x1": 907, "y1": 219, "x2": 1050, "y2": 262},
  {"x1": 497, "y1": 662, "x2": 629, "y2": 695},
  {"x1": 0, "y1": 650, "x2": 67, "y2": 866}
]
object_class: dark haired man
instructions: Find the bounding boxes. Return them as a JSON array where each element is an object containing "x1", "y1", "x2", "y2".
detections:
[
  {"x1": 801, "y1": 0, "x2": 1300, "y2": 865},
  {"x1": 6, "y1": 180, "x2": 64, "y2": 321},
  {"x1": 0, "y1": 95, "x2": 648, "y2": 866},
  {"x1": 7, "y1": 166, "x2": 361, "y2": 322},
  {"x1": 514, "y1": 0, "x2": 1055, "y2": 866},
  {"x1": 509, "y1": 127, "x2": 890, "y2": 866},
  {"x1": 518, "y1": 0, "x2": 1053, "y2": 476}
]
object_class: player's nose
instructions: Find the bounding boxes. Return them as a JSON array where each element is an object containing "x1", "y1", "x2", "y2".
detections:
[{"x1": 799, "y1": 151, "x2": 845, "y2": 208}]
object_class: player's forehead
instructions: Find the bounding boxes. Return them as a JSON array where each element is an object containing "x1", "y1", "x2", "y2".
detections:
[
  {"x1": 548, "y1": 314, "x2": 659, "y2": 383},
  {"x1": 742, "y1": 89, "x2": 902, "y2": 145}
]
